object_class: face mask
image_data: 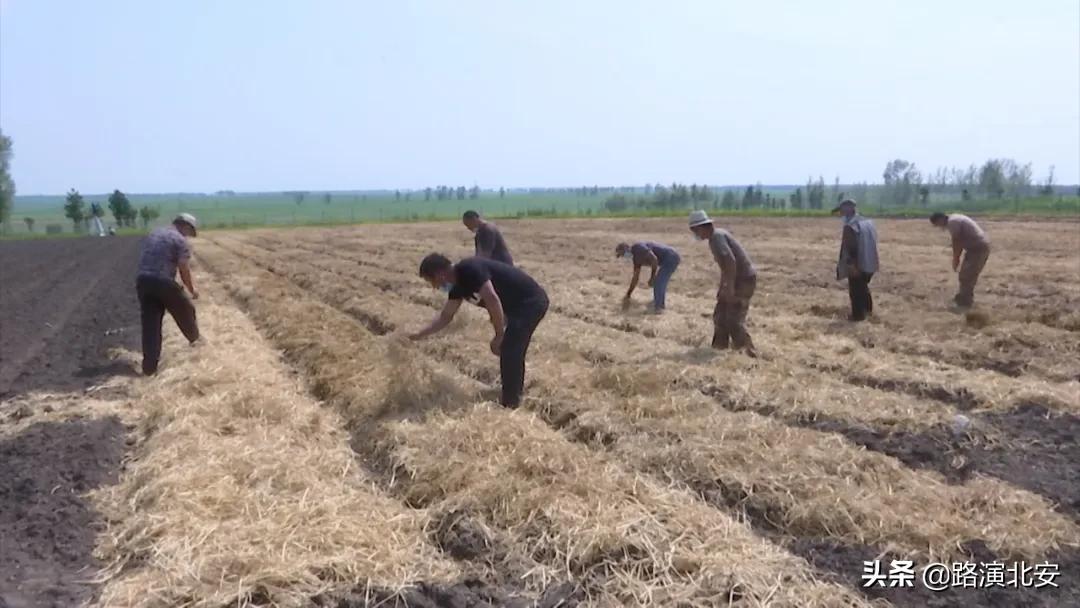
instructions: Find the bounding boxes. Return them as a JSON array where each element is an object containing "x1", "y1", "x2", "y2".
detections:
[
  {"x1": 694, "y1": 233, "x2": 706, "y2": 242},
  {"x1": 440, "y1": 282, "x2": 454, "y2": 293},
  {"x1": 621, "y1": 251, "x2": 633, "y2": 260}
]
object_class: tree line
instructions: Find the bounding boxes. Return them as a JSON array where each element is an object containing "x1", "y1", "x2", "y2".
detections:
[
  {"x1": 62, "y1": 188, "x2": 161, "y2": 231},
  {"x1": 601, "y1": 158, "x2": 1067, "y2": 213},
  {"x1": 0, "y1": 129, "x2": 14, "y2": 226}
]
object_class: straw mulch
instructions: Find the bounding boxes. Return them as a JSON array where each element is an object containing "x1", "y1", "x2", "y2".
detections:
[{"x1": 91, "y1": 284, "x2": 457, "y2": 608}]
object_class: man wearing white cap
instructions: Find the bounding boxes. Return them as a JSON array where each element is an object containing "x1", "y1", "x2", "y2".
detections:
[
  {"x1": 134, "y1": 213, "x2": 201, "y2": 375},
  {"x1": 688, "y1": 210, "x2": 757, "y2": 354}
]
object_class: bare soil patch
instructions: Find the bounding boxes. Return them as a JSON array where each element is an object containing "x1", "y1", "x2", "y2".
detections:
[
  {"x1": 0, "y1": 236, "x2": 142, "y2": 397},
  {"x1": 0, "y1": 417, "x2": 126, "y2": 608},
  {"x1": 0, "y1": 236, "x2": 143, "y2": 607}
]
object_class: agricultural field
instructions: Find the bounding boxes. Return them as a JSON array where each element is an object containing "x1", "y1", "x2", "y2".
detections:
[{"x1": 1, "y1": 216, "x2": 1078, "y2": 607}]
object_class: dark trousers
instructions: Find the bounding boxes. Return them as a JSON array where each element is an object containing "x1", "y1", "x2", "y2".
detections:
[
  {"x1": 847, "y1": 272, "x2": 874, "y2": 321},
  {"x1": 136, "y1": 275, "x2": 199, "y2": 375},
  {"x1": 500, "y1": 297, "x2": 548, "y2": 408}
]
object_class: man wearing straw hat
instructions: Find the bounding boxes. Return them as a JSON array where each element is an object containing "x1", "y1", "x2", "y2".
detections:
[
  {"x1": 688, "y1": 210, "x2": 757, "y2": 355},
  {"x1": 615, "y1": 241, "x2": 681, "y2": 313},
  {"x1": 832, "y1": 199, "x2": 879, "y2": 322},
  {"x1": 135, "y1": 213, "x2": 201, "y2": 375}
]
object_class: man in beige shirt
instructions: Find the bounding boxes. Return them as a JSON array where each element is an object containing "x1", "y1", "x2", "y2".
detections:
[{"x1": 930, "y1": 212, "x2": 990, "y2": 307}]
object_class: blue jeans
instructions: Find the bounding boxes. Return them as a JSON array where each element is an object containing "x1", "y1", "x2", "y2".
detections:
[{"x1": 652, "y1": 255, "x2": 680, "y2": 310}]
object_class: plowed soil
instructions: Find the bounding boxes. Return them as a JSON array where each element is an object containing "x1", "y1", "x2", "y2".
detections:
[{"x1": 0, "y1": 236, "x2": 141, "y2": 607}]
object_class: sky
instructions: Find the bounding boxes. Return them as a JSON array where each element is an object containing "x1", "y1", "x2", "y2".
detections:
[{"x1": 1, "y1": 0, "x2": 1078, "y2": 194}]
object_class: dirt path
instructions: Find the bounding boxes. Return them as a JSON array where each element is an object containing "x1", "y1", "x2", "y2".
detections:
[{"x1": 0, "y1": 236, "x2": 143, "y2": 608}]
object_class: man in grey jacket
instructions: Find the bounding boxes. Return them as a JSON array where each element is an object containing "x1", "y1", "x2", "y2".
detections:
[{"x1": 833, "y1": 199, "x2": 879, "y2": 322}]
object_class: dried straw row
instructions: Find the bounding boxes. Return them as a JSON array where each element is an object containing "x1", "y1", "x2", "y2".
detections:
[
  {"x1": 213, "y1": 236, "x2": 1079, "y2": 561},
  {"x1": 91, "y1": 276, "x2": 457, "y2": 608},
  {"x1": 198, "y1": 239, "x2": 874, "y2": 607}
]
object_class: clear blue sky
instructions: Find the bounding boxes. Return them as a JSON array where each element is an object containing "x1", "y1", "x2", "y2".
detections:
[{"x1": 1, "y1": 0, "x2": 1077, "y2": 194}]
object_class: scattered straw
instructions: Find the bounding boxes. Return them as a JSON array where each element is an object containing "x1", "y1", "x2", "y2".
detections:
[{"x1": 91, "y1": 279, "x2": 456, "y2": 608}]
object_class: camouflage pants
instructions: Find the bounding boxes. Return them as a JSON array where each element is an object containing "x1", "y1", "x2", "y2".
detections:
[
  {"x1": 713, "y1": 275, "x2": 756, "y2": 351},
  {"x1": 956, "y1": 246, "x2": 990, "y2": 307}
]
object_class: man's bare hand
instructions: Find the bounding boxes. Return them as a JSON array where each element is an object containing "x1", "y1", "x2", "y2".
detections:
[
  {"x1": 489, "y1": 334, "x2": 504, "y2": 356},
  {"x1": 190, "y1": 289, "x2": 200, "y2": 300}
]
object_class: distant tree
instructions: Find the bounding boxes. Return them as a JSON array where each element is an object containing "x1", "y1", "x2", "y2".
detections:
[
  {"x1": 721, "y1": 190, "x2": 737, "y2": 210},
  {"x1": 652, "y1": 184, "x2": 670, "y2": 208},
  {"x1": 603, "y1": 193, "x2": 629, "y2": 212},
  {"x1": 1004, "y1": 160, "x2": 1032, "y2": 198},
  {"x1": 741, "y1": 186, "x2": 754, "y2": 209},
  {"x1": 882, "y1": 160, "x2": 921, "y2": 207},
  {"x1": 1040, "y1": 166, "x2": 1056, "y2": 196},
  {"x1": 424, "y1": 187, "x2": 432, "y2": 201},
  {"x1": 790, "y1": 187, "x2": 803, "y2": 209},
  {"x1": 643, "y1": 183, "x2": 654, "y2": 196},
  {"x1": 405, "y1": 192, "x2": 412, "y2": 201},
  {"x1": 806, "y1": 177, "x2": 827, "y2": 210},
  {"x1": 139, "y1": 205, "x2": 160, "y2": 228},
  {"x1": 395, "y1": 190, "x2": 401, "y2": 202},
  {"x1": 978, "y1": 159, "x2": 1007, "y2": 199},
  {"x1": 469, "y1": 185, "x2": 480, "y2": 200},
  {"x1": 108, "y1": 189, "x2": 137, "y2": 227},
  {"x1": 288, "y1": 191, "x2": 307, "y2": 205},
  {"x1": 456, "y1": 186, "x2": 466, "y2": 200},
  {"x1": 323, "y1": 193, "x2": 332, "y2": 205},
  {"x1": 64, "y1": 189, "x2": 86, "y2": 228},
  {"x1": 498, "y1": 187, "x2": 505, "y2": 198},
  {"x1": 23, "y1": 217, "x2": 34, "y2": 232},
  {"x1": 591, "y1": 185, "x2": 599, "y2": 196},
  {"x1": 0, "y1": 129, "x2": 13, "y2": 225},
  {"x1": 961, "y1": 188, "x2": 972, "y2": 202},
  {"x1": 918, "y1": 186, "x2": 930, "y2": 207}
]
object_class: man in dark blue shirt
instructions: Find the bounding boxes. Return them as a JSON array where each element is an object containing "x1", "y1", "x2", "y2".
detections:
[
  {"x1": 409, "y1": 253, "x2": 548, "y2": 408},
  {"x1": 615, "y1": 241, "x2": 680, "y2": 312}
]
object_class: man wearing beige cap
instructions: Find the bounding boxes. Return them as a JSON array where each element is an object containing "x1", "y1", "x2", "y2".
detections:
[
  {"x1": 688, "y1": 210, "x2": 757, "y2": 354},
  {"x1": 135, "y1": 213, "x2": 201, "y2": 375}
]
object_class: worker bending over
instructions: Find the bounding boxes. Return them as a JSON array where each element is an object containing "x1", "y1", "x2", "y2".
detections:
[{"x1": 410, "y1": 254, "x2": 548, "y2": 408}]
